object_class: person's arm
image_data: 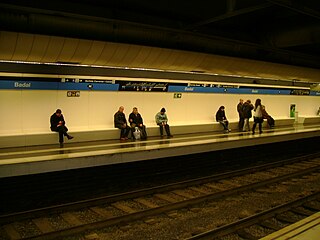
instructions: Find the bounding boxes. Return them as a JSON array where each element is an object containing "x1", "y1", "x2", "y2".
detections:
[
  {"x1": 50, "y1": 115, "x2": 55, "y2": 128},
  {"x1": 60, "y1": 115, "x2": 65, "y2": 126},
  {"x1": 155, "y1": 113, "x2": 161, "y2": 124},
  {"x1": 164, "y1": 113, "x2": 168, "y2": 123},
  {"x1": 114, "y1": 112, "x2": 124, "y2": 126},
  {"x1": 129, "y1": 113, "x2": 134, "y2": 123},
  {"x1": 215, "y1": 111, "x2": 220, "y2": 122}
]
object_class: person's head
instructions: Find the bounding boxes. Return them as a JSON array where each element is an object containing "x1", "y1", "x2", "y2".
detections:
[
  {"x1": 119, "y1": 106, "x2": 124, "y2": 112},
  {"x1": 55, "y1": 109, "x2": 62, "y2": 117},
  {"x1": 132, "y1": 107, "x2": 138, "y2": 114},
  {"x1": 240, "y1": 99, "x2": 244, "y2": 104},
  {"x1": 246, "y1": 99, "x2": 251, "y2": 104},
  {"x1": 160, "y1": 108, "x2": 166, "y2": 115},
  {"x1": 219, "y1": 106, "x2": 225, "y2": 111},
  {"x1": 255, "y1": 99, "x2": 261, "y2": 108}
]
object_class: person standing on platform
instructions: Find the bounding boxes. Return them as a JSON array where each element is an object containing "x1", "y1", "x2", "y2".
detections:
[
  {"x1": 252, "y1": 99, "x2": 264, "y2": 134},
  {"x1": 114, "y1": 106, "x2": 131, "y2": 140},
  {"x1": 216, "y1": 106, "x2": 231, "y2": 133},
  {"x1": 242, "y1": 100, "x2": 254, "y2": 132},
  {"x1": 237, "y1": 99, "x2": 244, "y2": 131},
  {"x1": 50, "y1": 109, "x2": 73, "y2": 146},
  {"x1": 155, "y1": 108, "x2": 173, "y2": 138},
  {"x1": 129, "y1": 107, "x2": 147, "y2": 139}
]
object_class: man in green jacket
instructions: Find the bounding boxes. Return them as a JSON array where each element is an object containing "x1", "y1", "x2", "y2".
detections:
[{"x1": 155, "y1": 108, "x2": 173, "y2": 138}]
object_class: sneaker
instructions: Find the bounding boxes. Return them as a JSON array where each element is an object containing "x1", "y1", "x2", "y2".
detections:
[{"x1": 67, "y1": 135, "x2": 74, "y2": 140}]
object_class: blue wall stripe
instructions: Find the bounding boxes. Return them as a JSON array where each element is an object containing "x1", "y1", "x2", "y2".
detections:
[
  {"x1": 0, "y1": 80, "x2": 119, "y2": 91},
  {"x1": 0, "y1": 80, "x2": 318, "y2": 96}
]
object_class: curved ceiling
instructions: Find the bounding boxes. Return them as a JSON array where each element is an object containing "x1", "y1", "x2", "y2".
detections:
[
  {"x1": 0, "y1": 31, "x2": 319, "y2": 83},
  {"x1": 0, "y1": 0, "x2": 319, "y2": 85}
]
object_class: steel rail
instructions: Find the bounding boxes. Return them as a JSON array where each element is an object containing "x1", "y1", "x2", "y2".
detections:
[
  {"x1": 186, "y1": 192, "x2": 320, "y2": 239},
  {"x1": 10, "y1": 163, "x2": 320, "y2": 239},
  {"x1": 1, "y1": 153, "x2": 319, "y2": 224}
]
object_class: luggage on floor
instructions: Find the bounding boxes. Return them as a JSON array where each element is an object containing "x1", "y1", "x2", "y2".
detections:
[{"x1": 267, "y1": 116, "x2": 275, "y2": 128}]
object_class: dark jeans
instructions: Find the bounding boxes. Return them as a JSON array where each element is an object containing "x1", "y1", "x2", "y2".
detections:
[
  {"x1": 117, "y1": 125, "x2": 131, "y2": 138},
  {"x1": 218, "y1": 120, "x2": 229, "y2": 130},
  {"x1": 238, "y1": 117, "x2": 244, "y2": 130},
  {"x1": 252, "y1": 117, "x2": 263, "y2": 133},
  {"x1": 158, "y1": 123, "x2": 171, "y2": 136},
  {"x1": 51, "y1": 125, "x2": 69, "y2": 143}
]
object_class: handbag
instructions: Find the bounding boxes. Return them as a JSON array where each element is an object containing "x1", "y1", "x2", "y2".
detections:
[{"x1": 133, "y1": 127, "x2": 141, "y2": 140}]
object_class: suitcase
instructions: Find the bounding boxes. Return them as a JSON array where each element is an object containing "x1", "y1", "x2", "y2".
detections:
[{"x1": 267, "y1": 116, "x2": 275, "y2": 128}]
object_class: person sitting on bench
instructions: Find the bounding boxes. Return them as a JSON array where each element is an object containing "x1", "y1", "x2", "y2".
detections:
[{"x1": 50, "y1": 109, "x2": 73, "y2": 146}]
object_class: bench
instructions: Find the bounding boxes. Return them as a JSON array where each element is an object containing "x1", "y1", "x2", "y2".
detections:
[
  {"x1": 297, "y1": 116, "x2": 320, "y2": 124},
  {"x1": 0, "y1": 117, "x2": 297, "y2": 148}
]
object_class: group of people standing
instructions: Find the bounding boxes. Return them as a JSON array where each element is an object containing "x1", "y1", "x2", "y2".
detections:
[
  {"x1": 216, "y1": 98, "x2": 268, "y2": 134},
  {"x1": 236, "y1": 98, "x2": 268, "y2": 134}
]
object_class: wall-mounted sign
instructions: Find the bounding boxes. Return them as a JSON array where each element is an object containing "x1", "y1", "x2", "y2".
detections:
[
  {"x1": 118, "y1": 81, "x2": 168, "y2": 92},
  {"x1": 67, "y1": 91, "x2": 80, "y2": 97},
  {"x1": 290, "y1": 89, "x2": 310, "y2": 95},
  {"x1": 174, "y1": 93, "x2": 182, "y2": 98}
]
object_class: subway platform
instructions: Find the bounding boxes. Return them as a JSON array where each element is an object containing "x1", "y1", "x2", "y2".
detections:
[
  {"x1": 0, "y1": 123, "x2": 320, "y2": 178},
  {"x1": 261, "y1": 212, "x2": 320, "y2": 240}
]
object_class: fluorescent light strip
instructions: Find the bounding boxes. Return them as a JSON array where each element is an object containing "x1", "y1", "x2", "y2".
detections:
[{"x1": 0, "y1": 60, "x2": 313, "y2": 89}]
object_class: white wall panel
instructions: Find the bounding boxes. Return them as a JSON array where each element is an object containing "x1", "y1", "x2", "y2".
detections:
[
  {"x1": 21, "y1": 90, "x2": 57, "y2": 132},
  {"x1": 87, "y1": 91, "x2": 117, "y2": 129},
  {"x1": 56, "y1": 91, "x2": 89, "y2": 130},
  {"x1": 0, "y1": 90, "x2": 22, "y2": 134},
  {"x1": 0, "y1": 89, "x2": 319, "y2": 134}
]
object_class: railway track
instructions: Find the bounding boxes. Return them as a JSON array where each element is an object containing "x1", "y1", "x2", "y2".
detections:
[
  {"x1": 186, "y1": 192, "x2": 320, "y2": 240},
  {"x1": 1, "y1": 154, "x2": 319, "y2": 239}
]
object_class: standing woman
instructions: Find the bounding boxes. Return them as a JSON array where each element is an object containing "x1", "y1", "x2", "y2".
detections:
[{"x1": 252, "y1": 99, "x2": 263, "y2": 134}]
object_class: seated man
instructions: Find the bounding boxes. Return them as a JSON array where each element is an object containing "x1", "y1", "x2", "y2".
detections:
[
  {"x1": 216, "y1": 106, "x2": 231, "y2": 133},
  {"x1": 129, "y1": 107, "x2": 147, "y2": 139},
  {"x1": 114, "y1": 106, "x2": 131, "y2": 140},
  {"x1": 155, "y1": 108, "x2": 173, "y2": 138},
  {"x1": 50, "y1": 109, "x2": 73, "y2": 146}
]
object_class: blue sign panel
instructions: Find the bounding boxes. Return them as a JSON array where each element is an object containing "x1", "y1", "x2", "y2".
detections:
[
  {"x1": 168, "y1": 85, "x2": 296, "y2": 95},
  {"x1": 310, "y1": 91, "x2": 320, "y2": 96},
  {"x1": 58, "y1": 82, "x2": 119, "y2": 91},
  {"x1": 0, "y1": 81, "x2": 58, "y2": 90},
  {"x1": 0, "y1": 80, "x2": 119, "y2": 91},
  {"x1": 168, "y1": 86, "x2": 226, "y2": 93}
]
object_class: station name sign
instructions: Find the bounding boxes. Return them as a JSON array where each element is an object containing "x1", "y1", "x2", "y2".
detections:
[
  {"x1": 14, "y1": 82, "x2": 31, "y2": 88},
  {"x1": 0, "y1": 80, "x2": 318, "y2": 96},
  {"x1": 0, "y1": 80, "x2": 119, "y2": 91}
]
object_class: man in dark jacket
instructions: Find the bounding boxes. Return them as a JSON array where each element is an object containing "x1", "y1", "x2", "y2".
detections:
[
  {"x1": 114, "y1": 106, "x2": 131, "y2": 140},
  {"x1": 237, "y1": 99, "x2": 244, "y2": 131},
  {"x1": 242, "y1": 100, "x2": 254, "y2": 131},
  {"x1": 129, "y1": 107, "x2": 147, "y2": 139},
  {"x1": 216, "y1": 106, "x2": 230, "y2": 133},
  {"x1": 50, "y1": 109, "x2": 73, "y2": 145}
]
